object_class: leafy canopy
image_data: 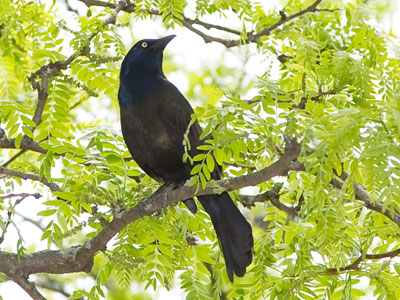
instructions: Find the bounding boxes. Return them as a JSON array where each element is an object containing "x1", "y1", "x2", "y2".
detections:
[{"x1": 1, "y1": 0, "x2": 400, "y2": 299}]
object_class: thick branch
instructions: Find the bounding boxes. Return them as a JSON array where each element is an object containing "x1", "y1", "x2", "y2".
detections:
[
  {"x1": 0, "y1": 138, "x2": 300, "y2": 277},
  {"x1": 0, "y1": 129, "x2": 47, "y2": 154},
  {"x1": 88, "y1": 137, "x2": 300, "y2": 256}
]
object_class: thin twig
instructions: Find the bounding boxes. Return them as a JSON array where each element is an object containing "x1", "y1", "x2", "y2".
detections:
[
  {"x1": 186, "y1": 18, "x2": 241, "y2": 35},
  {"x1": 0, "y1": 210, "x2": 12, "y2": 244},
  {"x1": 0, "y1": 167, "x2": 61, "y2": 192},
  {"x1": 15, "y1": 211, "x2": 46, "y2": 232},
  {"x1": 35, "y1": 277, "x2": 80, "y2": 298},
  {"x1": 240, "y1": 183, "x2": 300, "y2": 217},
  {"x1": 181, "y1": 19, "x2": 238, "y2": 47},
  {"x1": 0, "y1": 193, "x2": 38, "y2": 244},
  {"x1": 13, "y1": 276, "x2": 46, "y2": 300},
  {"x1": 327, "y1": 248, "x2": 400, "y2": 274},
  {"x1": 1, "y1": 150, "x2": 26, "y2": 168},
  {"x1": 292, "y1": 89, "x2": 334, "y2": 109},
  {"x1": 224, "y1": 161, "x2": 256, "y2": 171},
  {"x1": 1, "y1": 193, "x2": 42, "y2": 200},
  {"x1": 79, "y1": 0, "x2": 114, "y2": 8},
  {"x1": 248, "y1": 0, "x2": 323, "y2": 42},
  {"x1": 330, "y1": 176, "x2": 400, "y2": 228},
  {"x1": 79, "y1": 0, "x2": 328, "y2": 48}
]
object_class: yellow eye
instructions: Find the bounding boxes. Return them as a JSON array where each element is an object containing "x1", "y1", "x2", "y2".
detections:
[{"x1": 142, "y1": 42, "x2": 148, "y2": 48}]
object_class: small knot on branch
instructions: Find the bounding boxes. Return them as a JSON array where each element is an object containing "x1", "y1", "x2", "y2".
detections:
[{"x1": 283, "y1": 135, "x2": 300, "y2": 158}]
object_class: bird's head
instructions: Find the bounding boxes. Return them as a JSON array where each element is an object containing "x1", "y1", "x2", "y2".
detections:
[{"x1": 120, "y1": 35, "x2": 176, "y2": 78}]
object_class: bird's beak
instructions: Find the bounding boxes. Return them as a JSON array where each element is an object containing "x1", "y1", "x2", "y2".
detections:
[{"x1": 151, "y1": 35, "x2": 176, "y2": 51}]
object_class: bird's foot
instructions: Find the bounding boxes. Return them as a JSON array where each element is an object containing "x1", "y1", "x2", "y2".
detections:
[{"x1": 157, "y1": 182, "x2": 198, "y2": 214}]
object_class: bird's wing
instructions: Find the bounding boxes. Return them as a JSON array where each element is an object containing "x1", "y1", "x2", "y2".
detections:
[{"x1": 157, "y1": 81, "x2": 203, "y2": 161}]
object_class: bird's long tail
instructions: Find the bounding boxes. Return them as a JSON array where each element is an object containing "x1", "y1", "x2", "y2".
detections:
[{"x1": 198, "y1": 192, "x2": 253, "y2": 282}]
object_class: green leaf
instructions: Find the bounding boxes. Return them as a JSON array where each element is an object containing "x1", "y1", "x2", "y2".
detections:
[
  {"x1": 394, "y1": 264, "x2": 400, "y2": 276},
  {"x1": 20, "y1": 115, "x2": 36, "y2": 127},
  {"x1": 37, "y1": 209, "x2": 57, "y2": 217},
  {"x1": 191, "y1": 164, "x2": 202, "y2": 175},
  {"x1": 199, "y1": 173, "x2": 206, "y2": 190},
  {"x1": 22, "y1": 126, "x2": 33, "y2": 138},
  {"x1": 206, "y1": 155, "x2": 215, "y2": 173},
  {"x1": 14, "y1": 133, "x2": 23, "y2": 149},
  {"x1": 40, "y1": 230, "x2": 52, "y2": 241},
  {"x1": 193, "y1": 153, "x2": 206, "y2": 161}
]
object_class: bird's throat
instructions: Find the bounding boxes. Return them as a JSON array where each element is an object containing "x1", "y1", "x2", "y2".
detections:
[{"x1": 118, "y1": 75, "x2": 165, "y2": 106}]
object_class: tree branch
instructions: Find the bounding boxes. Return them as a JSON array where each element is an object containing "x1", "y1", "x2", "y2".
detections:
[
  {"x1": 327, "y1": 248, "x2": 400, "y2": 275},
  {"x1": 78, "y1": 0, "x2": 114, "y2": 8},
  {"x1": 185, "y1": 18, "x2": 241, "y2": 36},
  {"x1": 224, "y1": 161, "x2": 256, "y2": 171},
  {"x1": 0, "y1": 128, "x2": 47, "y2": 154},
  {"x1": 180, "y1": 19, "x2": 238, "y2": 48},
  {"x1": 283, "y1": 154, "x2": 400, "y2": 228},
  {"x1": 240, "y1": 183, "x2": 301, "y2": 217},
  {"x1": 0, "y1": 193, "x2": 42, "y2": 200},
  {"x1": 0, "y1": 167, "x2": 61, "y2": 192},
  {"x1": 13, "y1": 275, "x2": 46, "y2": 300},
  {"x1": 28, "y1": 0, "x2": 127, "y2": 129},
  {"x1": 329, "y1": 175, "x2": 400, "y2": 228},
  {"x1": 35, "y1": 277, "x2": 76, "y2": 298},
  {"x1": 247, "y1": 0, "x2": 322, "y2": 43},
  {"x1": 1, "y1": 0, "x2": 129, "y2": 192},
  {"x1": 0, "y1": 210, "x2": 12, "y2": 245},
  {"x1": 78, "y1": 0, "x2": 327, "y2": 48},
  {"x1": 15, "y1": 211, "x2": 46, "y2": 233},
  {"x1": 0, "y1": 137, "x2": 300, "y2": 278},
  {"x1": 292, "y1": 89, "x2": 334, "y2": 109}
]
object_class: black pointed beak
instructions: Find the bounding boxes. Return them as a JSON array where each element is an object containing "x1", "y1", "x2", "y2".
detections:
[{"x1": 151, "y1": 35, "x2": 176, "y2": 51}]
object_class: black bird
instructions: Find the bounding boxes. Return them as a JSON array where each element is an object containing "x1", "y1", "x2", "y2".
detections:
[{"x1": 118, "y1": 35, "x2": 253, "y2": 281}]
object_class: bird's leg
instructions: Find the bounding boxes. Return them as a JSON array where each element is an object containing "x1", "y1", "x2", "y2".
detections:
[
  {"x1": 183, "y1": 198, "x2": 197, "y2": 214},
  {"x1": 155, "y1": 182, "x2": 198, "y2": 213},
  {"x1": 172, "y1": 181, "x2": 198, "y2": 214}
]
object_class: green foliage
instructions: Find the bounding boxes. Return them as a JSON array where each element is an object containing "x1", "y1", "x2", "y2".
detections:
[{"x1": 2, "y1": 0, "x2": 400, "y2": 299}]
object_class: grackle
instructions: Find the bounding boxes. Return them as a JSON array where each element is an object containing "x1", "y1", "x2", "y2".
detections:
[{"x1": 118, "y1": 35, "x2": 253, "y2": 281}]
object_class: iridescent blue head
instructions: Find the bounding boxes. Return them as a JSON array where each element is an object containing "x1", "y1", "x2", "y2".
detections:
[{"x1": 118, "y1": 35, "x2": 176, "y2": 106}]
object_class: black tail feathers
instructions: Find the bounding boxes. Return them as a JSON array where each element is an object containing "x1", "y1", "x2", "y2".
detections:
[{"x1": 198, "y1": 192, "x2": 253, "y2": 282}]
